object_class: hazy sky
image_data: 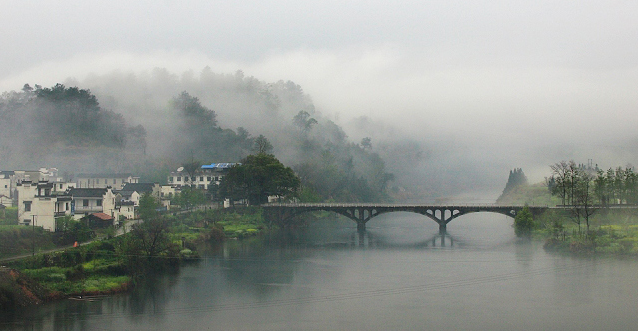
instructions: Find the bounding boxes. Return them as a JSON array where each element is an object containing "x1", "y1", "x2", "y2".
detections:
[{"x1": 2, "y1": 1, "x2": 638, "y2": 182}]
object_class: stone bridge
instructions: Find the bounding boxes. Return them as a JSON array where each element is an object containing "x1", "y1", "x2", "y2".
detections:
[{"x1": 262, "y1": 203, "x2": 549, "y2": 233}]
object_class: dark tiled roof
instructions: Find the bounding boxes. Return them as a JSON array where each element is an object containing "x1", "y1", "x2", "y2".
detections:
[
  {"x1": 90, "y1": 212, "x2": 113, "y2": 221},
  {"x1": 68, "y1": 188, "x2": 108, "y2": 198},
  {"x1": 116, "y1": 190, "x2": 136, "y2": 199},
  {"x1": 122, "y1": 183, "x2": 156, "y2": 193},
  {"x1": 77, "y1": 173, "x2": 134, "y2": 178}
]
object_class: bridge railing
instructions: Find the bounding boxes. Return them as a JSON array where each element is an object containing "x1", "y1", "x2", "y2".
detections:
[{"x1": 262, "y1": 203, "x2": 550, "y2": 208}]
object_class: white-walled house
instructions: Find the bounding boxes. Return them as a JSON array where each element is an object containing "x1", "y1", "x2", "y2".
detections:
[
  {"x1": 0, "y1": 171, "x2": 12, "y2": 207},
  {"x1": 76, "y1": 173, "x2": 139, "y2": 190},
  {"x1": 116, "y1": 201, "x2": 136, "y2": 220},
  {"x1": 67, "y1": 187, "x2": 117, "y2": 220},
  {"x1": 167, "y1": 163, "x2": 238, "y2": 190},
  {"x1": 16, "y1": 181, "x2": 73, "y2": 231}
]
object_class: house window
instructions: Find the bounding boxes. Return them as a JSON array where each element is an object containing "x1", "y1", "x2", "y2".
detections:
[
  {"x1": 65, "y1": 202, "x2": 69, "y2": 210},
  {"x1": 177, "y1": 177, "x2": 181, "y2": 182},
  {"x1": 97, "y1": 200, "x2": 102, "y2": 207},
  {"x1": 199, "y1": 176, "x2": 204, "y2": 182},
  {"x1": 191, "y1": 176, "x2": 196, "y2": 182},
  {"x1": 24, "y1": 201, "x2": 31, "y2": 212},
  {"x1": 199, "y1": 185, "x2": 205, "y2": 189},
  {"x1": 207, "y1": 177, "x2": 212, "y2": 182},
  {"x1": 169, "y1": 177, "x2": 173, "y2": 182},
  {"x1": 83, "y1": 199, "x2": 89, "y2": 207},
  {"x1": 96, "y1": 179, "x2": 100, "y2": 184}
]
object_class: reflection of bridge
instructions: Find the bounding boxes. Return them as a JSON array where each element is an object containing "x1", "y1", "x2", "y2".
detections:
[{"x1": 262, "y1": 203, "x2": 549, "y2": 233}]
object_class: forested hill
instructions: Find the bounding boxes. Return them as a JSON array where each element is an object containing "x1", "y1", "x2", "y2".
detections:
[{"x1": 0, "y1": 69, "x2": 395, "y2": 202}]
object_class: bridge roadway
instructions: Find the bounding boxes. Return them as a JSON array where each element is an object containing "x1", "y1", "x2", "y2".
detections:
[{"x1": 262, "y1": 203, "x2": 550, "y2": 233}]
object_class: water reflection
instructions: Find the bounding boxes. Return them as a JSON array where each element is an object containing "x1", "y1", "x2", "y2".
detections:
[
  {"x1": 4, "y1": 214, "x2": 638, "y2": 330},
  {"x1": 349, "y1": 229, "x2": 455, "y2": 248}
]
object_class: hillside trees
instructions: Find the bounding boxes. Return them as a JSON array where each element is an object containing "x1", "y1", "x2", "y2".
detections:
[
  {"x1": 0, "y1": 83, "x2": 147, "y2": 169},
  {"x1": 169, "y1": 91, "x2": 254, "y2": 162},
  {"x1": 496, "y1": 168, "x2": 528, "y2": 203}
]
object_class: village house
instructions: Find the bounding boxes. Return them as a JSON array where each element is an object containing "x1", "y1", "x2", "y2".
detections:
[
  {"x1": 0, "y1": 171, "x2": 12, "y2": 207},
  {"x1": 16, "y1": 180, "x2": 73, "y2": 231},
  {"x1": 76, "y1": 173, "x2": 139, "y2": 190},
  {"x1": 1, "y1": 168, "x2": 66, "y2": 207},
  {"x1": 121, "y1": 182, "x2": 161, "y2": 200},
  {"x1": 116, "y1": 201, "x2": 136, "y2": 220},
  {"x1": 167, "y1": 163, "x2": 238, "y2": 190},
  {"x1": 67, "y1": 187, "x2": 117, "y2": 220}
]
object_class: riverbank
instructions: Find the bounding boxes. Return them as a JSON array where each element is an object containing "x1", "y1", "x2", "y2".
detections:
[{"x1": 0, "y1": 206, "x2": 279, "y2": 308}]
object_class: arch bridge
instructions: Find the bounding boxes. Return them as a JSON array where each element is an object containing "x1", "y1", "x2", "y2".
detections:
[{"x1": 262, "y1": 203, "x2": 549, "y2": 233}]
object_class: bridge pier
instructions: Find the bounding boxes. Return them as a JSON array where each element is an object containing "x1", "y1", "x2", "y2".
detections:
[
  {"x1": 438, "y1": 223, "x2": 447, "y2": 235},
  {"x1": 357, "y1": 222, "x2": 366, "y2": 232}
]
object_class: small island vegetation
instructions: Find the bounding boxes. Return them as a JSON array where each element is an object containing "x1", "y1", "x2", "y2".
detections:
[{"x1": 500, "y1": 162, "x2": 638, "y2": 255}]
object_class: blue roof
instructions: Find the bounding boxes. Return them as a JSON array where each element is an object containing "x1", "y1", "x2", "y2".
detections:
[{"x1": 201, "y1": 163, "x2": 240, "y2": 169}]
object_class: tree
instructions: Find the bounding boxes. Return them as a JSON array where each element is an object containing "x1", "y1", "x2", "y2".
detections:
[
  {"x1": 572, "y1": 169, "x2": 596, "y2": 234},
  {"x1": 253, "y1": 135, "x2": 273, "y2": 154},
  {"x1": 549, "y1": 161, "x2": 571, "y2": 205},
  {"x1": 138, "y1": 192, "x2": 160, "y2": 221},
  {"x1": 218, "y1": 153, "x2": 300, "y2": 205},
  {"x1": 171, "y1": 91, "x2": 217, "y2": 127},
  {"x1": 293, "y1": 110, "x2": 318, "y2": 133},
  {"x1": 497, "y1": 168, "x2": 528, "y2": 203},
  {"x1": 174, "y1": 188, "x2": 207, "y2": 210},
  {"x1": 182, "y1": 160, "x2": 202, "y2": 189},
  {"x1": 360, "y1": 137, "x2": 372, "y2": 150},
  {"x1": 514, "y1": 205, "x2": 534, "y2": 239}
]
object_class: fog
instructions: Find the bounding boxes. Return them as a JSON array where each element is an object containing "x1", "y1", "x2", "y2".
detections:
[{"x1": 2, "y1": 1, "x2": 638, "y2": 199}]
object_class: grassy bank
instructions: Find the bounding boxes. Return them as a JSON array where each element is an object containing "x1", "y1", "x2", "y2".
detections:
[{"x1": 0, "y1": 206, "x2": 280, "y2": 308}]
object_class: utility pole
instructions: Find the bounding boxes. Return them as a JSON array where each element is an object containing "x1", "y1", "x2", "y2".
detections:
[{"x1": 32, "y1": 215, "x2": 35, "y2": 256}]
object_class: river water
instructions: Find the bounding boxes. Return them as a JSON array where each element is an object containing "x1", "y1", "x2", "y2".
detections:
[{"x1": 3, "y1": 213, "x2": 638, "y2": 330}]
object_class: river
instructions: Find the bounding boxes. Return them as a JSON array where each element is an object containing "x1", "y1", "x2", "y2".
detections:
[{"x1": 3, "y1": 212, "x2": 638, "y2": 330}]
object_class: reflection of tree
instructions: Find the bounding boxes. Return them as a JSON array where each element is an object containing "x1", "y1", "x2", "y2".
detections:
[
  {"x1": 217, "y1": 238, "x2": 306, "y2": 300},
  {"x1": 125, "y1": 271, "x2": 181, "y2": 317}
]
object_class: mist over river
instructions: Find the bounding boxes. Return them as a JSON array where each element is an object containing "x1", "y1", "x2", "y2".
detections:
[{"x1": 3, "y1": 213, "x2": 638, "y2": 330}]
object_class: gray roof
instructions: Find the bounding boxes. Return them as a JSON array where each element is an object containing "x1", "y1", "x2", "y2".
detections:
[
  {"x1": 121, "y1": 183, "x2": 156, "y2": 193},
  {"x1": 68, "y1": 188, "x2": 108, "y2": 198},
  {"x1": 77, "y1": 173, "x2": 134, "y2": 178}
]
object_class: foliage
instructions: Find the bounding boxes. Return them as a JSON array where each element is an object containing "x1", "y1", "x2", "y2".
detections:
[
  {"x1": 496, "y1": 168, "x2": 528, "y2": 203},
  {"x1": 514, "y1": 205, "x2": 534, "y2": 238},
  {"x1": 548, "y1": 160, "x2": 597, "y2": 233},
  {"x1": 218, "y1": 153, "x2": 300, "y2": 205},
  {"x1": 181, "y1": 160, "x2": 203, "y2": 188},
  {"x1": 173, "y1": 189, "x2": 207, "y2": 210},
  {"x1": 253, "y1": 135, "x2": 273, "y2": 154},
  {"x1": 169, "y1": 91, "x2": 254, "y2": 162},
  {"x1": 138, "y1": 192, "x2": 160, "y2": 221},
  {"x1": 55, "y1": 216, "x2": 94, "y2": 245},
  {"x1": 0, "y1": 84, "x2": 143, "y2": 155},
  {"x1": 0, "y1": 207, "x2": 17, "y2": 225}
]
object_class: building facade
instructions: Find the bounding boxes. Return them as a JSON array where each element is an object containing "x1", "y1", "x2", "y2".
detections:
[
  {"x1": 16, "y1": 181, "x2": 73, "y2": 231},
  {"x1": 167, "y1": 163, "x2": 238, "y2": 190},
  {"x1": 76, "y1": 173, "x2": 139, "y2": 190}
]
